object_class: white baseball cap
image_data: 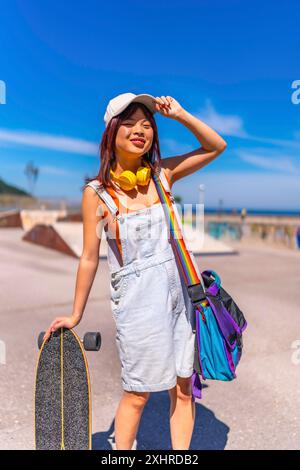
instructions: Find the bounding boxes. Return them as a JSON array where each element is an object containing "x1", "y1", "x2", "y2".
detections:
[{"x1": 104, "y1": 92, "x2": 157, "y2": 127}]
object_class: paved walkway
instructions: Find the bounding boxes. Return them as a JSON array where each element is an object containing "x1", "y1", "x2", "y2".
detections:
[{"x1": 0, "y1": 228, "x2": 299, "y2": 449}]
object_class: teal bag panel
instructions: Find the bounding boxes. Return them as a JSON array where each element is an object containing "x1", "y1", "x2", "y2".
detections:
[
  {"x1": 231, "y1": 343, "x2": 241, "y2": 368},
  {"x1": 198, "y1": 305, "x2": 235, "y2": 381}
]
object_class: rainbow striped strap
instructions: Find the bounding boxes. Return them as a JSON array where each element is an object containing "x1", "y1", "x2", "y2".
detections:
[{"x1": 153, "y1": 170, "x2": 207, "y2": 307}]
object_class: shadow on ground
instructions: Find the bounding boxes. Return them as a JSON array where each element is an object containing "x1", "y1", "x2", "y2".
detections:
[{"x1": 92, "y1": 386, "x2": 229, "y2": 450}]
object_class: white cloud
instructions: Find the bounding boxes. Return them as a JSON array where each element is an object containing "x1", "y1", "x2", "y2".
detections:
[
  {"x1": 160, "y1": 138, "x2": 194, "y2": 155},
  {"x1": 39, "y1": 165, "x2": 79, "y2": 177},
  {"x1": 2, "y1": 101, "x2": 299, "y2": 162},
  {"x1": 196, "y1": 98, "x2": 248, "y2": 138},
  {"x1": 0, "y1": 128, "x2": 98, "y2": 156},
  {"x1": 248, "y1": 135, "x2": 300, "y2": 149},
  {"x1": 0, "y1": 162, "x2": 80, "y2": 180},
  {"x1": 194, "y1": 100, "x2": 300, "y2": 150},
  {"x1": 237, "y1": 149, "x2": 300, "y2": 173}
]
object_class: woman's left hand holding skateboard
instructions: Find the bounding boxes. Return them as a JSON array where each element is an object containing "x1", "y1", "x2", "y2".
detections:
[{"x1": 43, "y1": 315, "x2": 80, "y2": 342}]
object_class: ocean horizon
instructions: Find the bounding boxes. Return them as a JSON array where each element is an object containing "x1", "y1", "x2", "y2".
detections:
[{"x1": 190, "y1": 207, "x2": 300, "y2": 217}]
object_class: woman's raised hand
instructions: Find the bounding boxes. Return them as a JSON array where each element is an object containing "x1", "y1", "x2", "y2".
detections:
[
  {"x1": 43, "y1": 315, "x2": 80, "y2": 342},
  {"x1": 152, "y1": 96, "x2": 184, "y2": 119}
]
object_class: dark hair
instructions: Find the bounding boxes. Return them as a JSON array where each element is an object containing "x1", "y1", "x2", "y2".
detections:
[{"x1": 82, "y1": 101, "x2": 162, "y2": 191}]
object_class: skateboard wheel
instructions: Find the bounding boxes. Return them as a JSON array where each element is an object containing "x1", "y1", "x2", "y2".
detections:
[
  {"x1": 37, "y1": 332, "x2": 46, "y2": 349},
  {"x1": 83, "y1": 332, "x2": 101, "y2": 351}
]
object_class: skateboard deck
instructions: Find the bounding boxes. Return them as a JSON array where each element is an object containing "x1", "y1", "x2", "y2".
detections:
[{"x1": 35, "y1": 327, "x2": 96, "y2": 450}]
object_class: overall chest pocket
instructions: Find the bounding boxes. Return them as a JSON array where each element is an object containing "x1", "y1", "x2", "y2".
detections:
[{"x1": 132, "y1": 214, "x2": 164, "y2": 247}]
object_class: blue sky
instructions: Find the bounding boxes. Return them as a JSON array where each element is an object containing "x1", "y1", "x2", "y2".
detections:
[{"x1": 0, "y1": 0, "x2": 300, "y2": 210}]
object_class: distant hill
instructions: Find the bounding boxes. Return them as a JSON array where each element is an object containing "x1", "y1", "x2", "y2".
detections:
[{"x1": 0, "y1": 177, "x2": 31, "y2": 196}]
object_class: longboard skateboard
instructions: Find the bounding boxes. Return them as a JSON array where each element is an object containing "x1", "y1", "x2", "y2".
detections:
[{"x1": 34, "y1": 327, "x2": 101, "y2": 450}]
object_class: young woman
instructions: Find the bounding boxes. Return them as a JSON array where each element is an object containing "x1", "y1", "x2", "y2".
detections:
[{"x1": 43, "y1": 93, "x2": 227, "y2": 450}]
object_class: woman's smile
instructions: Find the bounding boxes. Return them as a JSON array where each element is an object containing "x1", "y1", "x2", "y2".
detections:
[{"x1": 130, "y1": 138, "x2": 145, "y2": 148}]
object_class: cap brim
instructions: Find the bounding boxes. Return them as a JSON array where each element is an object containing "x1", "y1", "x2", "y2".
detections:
[{"x1": 130, "y1": 94, "x2": 157, "y2": 114}]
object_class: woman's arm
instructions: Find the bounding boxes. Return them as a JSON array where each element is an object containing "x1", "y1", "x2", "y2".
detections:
[
  {"x1": 43, "y1": 186, "x2": 105, "y2": 341},
  {"x1": 71, "y1": 186, "x2": 105, "y2": 322},
  {"x1": 153, "y1": 96, "x2": 227, "y2": 185}
]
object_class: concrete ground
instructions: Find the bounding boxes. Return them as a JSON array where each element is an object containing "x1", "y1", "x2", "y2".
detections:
[{"x1": 0, "y1": 228, "x2": 299, "y2": 450}]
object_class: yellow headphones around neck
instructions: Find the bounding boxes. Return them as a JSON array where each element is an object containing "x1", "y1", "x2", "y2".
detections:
[{"x1": 110, "y1": 159, "x2": 152, "y2": 191}]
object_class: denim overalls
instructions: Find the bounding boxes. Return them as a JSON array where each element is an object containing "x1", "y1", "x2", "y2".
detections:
[{"x1": 86, "y1": 167, "x2": 202, "y2": 392}]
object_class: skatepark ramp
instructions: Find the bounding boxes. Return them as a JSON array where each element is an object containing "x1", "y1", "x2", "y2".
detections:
[
  {"x1": 22, "y1": 221, "x2": 108, "y2": 258},
  {"x1": 0, "y1": 209, "x2": 69, "y2": 230},
  {"x1": 20, "y1": 209, "x2": 67, "y2": 232},
  {"x1": 22, "y1": 219, "x2": 235, "y2": 258},
  {"x1": 0, "y1": 210, "x2": 23, "y2": 228}
]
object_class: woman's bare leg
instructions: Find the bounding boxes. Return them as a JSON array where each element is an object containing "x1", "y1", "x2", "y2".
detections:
[
  {"x1": 169, "y1": 376, "x2": 195, "y2": 450},
  {"x1": 114, "y1": 390, "x2": 150, "y2": 450}
]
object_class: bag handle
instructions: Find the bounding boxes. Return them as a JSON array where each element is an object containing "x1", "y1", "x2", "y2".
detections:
[{"x1": 201, "y1": 270, "x2": 221, "y2": 296}]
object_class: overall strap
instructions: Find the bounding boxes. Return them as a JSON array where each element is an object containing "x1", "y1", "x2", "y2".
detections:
[
  {"x1": 85, "y1": 180, "x2": 121, "y2": 221},
  {"x1": 85, "y1": 180, "x2": 124, "y2": 265}
]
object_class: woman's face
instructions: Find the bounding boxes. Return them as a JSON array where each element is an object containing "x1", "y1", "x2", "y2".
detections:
[{"x1": 114, "y1": 107, "x2": 154, "y2": 162}]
